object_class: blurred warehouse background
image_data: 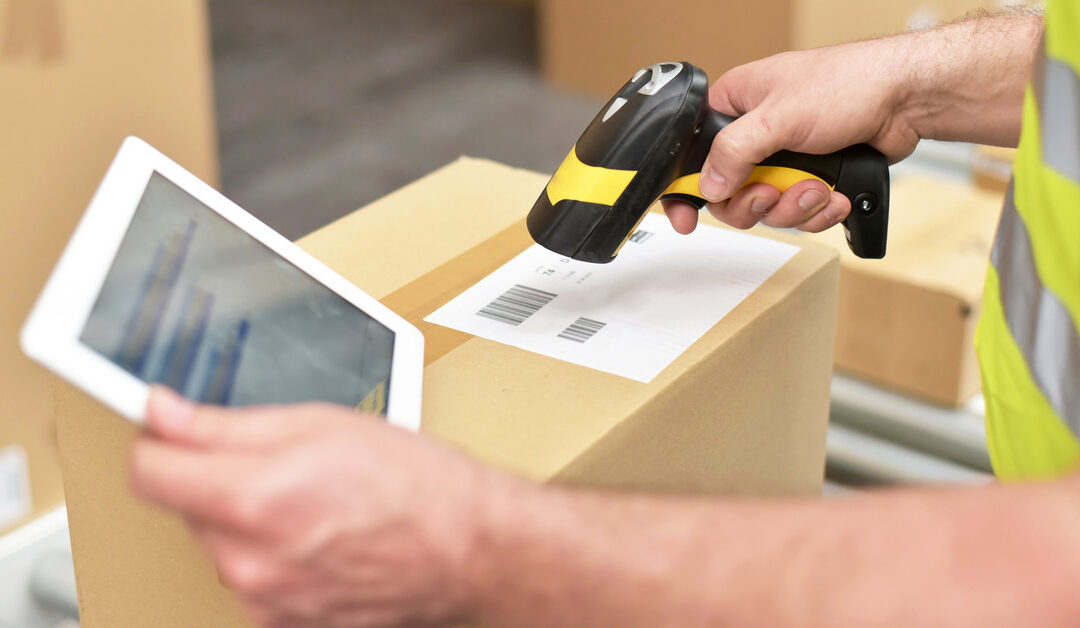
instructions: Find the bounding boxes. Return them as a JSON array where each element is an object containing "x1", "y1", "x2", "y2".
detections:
[
  {"x1": 211, "y1": 0, "x2": 599, "y2": 239},
  {"x1": 1, "y1": 0, "x2": 1034, "y2": 626}
]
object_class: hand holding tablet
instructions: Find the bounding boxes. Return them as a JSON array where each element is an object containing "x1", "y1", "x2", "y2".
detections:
[{"x1": 22, "y1": 138, "x2": 424, "y2": 431}]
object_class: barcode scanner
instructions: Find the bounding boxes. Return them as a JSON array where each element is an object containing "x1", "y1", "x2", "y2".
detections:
[{"x1": 526, "y1": 62, "x2": 890, "y2": 263}]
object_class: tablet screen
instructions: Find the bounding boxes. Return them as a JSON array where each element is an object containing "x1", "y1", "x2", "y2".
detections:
[{"x1": 80, "y1": 173, "x2": 394, "y2": 413}]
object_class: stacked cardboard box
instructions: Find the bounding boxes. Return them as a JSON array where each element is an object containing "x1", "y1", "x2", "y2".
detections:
[
  {"x1": 540, "y1": 0, "x2": 1039, "y2": 98},
  {"x1": 805, "y1": 176, "x2": 1006, "y2": 406},
  {"x1": 1, "y1": 0, "x2": 217, "y2": 535},
  {"x1": 971, "y1": 145, "x2": 1017, "y2": 194}
]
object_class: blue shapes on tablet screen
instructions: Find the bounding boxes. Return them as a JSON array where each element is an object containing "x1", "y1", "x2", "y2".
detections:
[
  {"x1": 83, "y1": 172, "x2": 396, "y2": 409},
  {"x1": 116, "y1": 220, "x2": 195, "y2": 377},
  {"x1": 157, "y1": 287, "x2": 214, "y2": 393},
  {"x1": 107, "y1": 215, "x2": 249, "y2": 406},
  {"x1": 194, "y1": 318, "x2": 249, "y2": 405}
]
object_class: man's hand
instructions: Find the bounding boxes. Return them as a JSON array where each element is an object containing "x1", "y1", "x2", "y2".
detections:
[
  {"x1": 663, "y1": 40, "x2": 918, "y2": 236},
  {"x1": 128, "y1": 387, "x2": 500, "y2": 628},
  {"x1": 663, "y1": 10, "x2": 1041, "y2": 236}
]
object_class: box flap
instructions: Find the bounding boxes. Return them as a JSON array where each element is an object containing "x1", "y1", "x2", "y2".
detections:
[{"x1": 299, "y1": 157, "x2": 546, "y2": 299}]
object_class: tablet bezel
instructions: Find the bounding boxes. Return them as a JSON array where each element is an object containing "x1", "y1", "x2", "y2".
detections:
[{"x1": 21, "y1": 137, "x2": 424, "y2": 431}]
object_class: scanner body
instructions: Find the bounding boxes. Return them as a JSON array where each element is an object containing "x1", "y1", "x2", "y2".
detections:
[{"x1": 527, "y1": 62, "x2": 890, "y2": 263}]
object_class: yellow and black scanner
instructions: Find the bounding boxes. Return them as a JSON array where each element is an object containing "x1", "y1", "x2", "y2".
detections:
[{"x1": 527, "y1": 62, "x2": 890, "y2": 263}]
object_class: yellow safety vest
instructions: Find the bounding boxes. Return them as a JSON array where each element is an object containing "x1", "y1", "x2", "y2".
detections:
[{"x1": 976, "y1": 0, "x2": 1080, "y2": 480}]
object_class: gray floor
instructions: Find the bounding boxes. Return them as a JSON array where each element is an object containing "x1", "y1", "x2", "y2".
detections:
[{"x1": 210, "y1": 0, "x2": 601, "y2": 240}]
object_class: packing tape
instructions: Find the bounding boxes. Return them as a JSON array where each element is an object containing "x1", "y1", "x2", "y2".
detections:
[
  {"x1": 2, "y1": 0, "x2": 64, "y2": 61},
  {"x1": 380, "y1": 219, "x2": 534, "y2": 365}
]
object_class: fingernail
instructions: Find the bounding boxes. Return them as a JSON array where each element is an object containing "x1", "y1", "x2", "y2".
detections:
[
  {"x1": 699, "y1": 165, "x2": 728, "y2": 201},
  {"x1": 749, "y1": 197, "x2": 771, "y2": 215},
  {"x1": 798, "y1": 190, "x2": 826, "y2": 211},
  {"x1": 149, "y1": 387, "x2": 193, "y2": 429}
]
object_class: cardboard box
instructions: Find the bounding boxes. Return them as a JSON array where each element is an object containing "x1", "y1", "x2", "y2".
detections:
[
  {"x1": 540, "y1": 0, "x2": 1033, "y2": 98},
  {"x1": 805, "y1": 176, "x2": 1004, "y2": 406},
  {"x1": 1, "y1": 0, "x2": 218, "y2": 535},
  {"x1": 971, "y1": 144, "x2": 1016, "y2": 194},
  {"x1": 0, "y1": 1, "x2": 218, "y2": 535},
  {"x1": 54, "y1": 158, "x2": 838, "y2": 627},
  {"x1": 789, "y1": 0, "x2": 1028, "y2": 50}
]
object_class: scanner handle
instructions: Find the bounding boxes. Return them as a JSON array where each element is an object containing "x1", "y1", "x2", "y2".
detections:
[{"x1": 658, "y1": 110, "x2": 889, "y2": 259}]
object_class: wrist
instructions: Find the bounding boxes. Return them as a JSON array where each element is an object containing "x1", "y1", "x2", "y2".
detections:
[
  {"x1": 891, "y1": 10, "x2": 1043, "y2": 145},
  {"x1": 457, "y1": 469, "x2": 544, "y2": 623},
  {"x1": 889, "y1": 26, "x2": 958, "y2": 143}
]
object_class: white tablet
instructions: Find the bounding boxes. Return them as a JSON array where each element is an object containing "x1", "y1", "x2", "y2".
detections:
[{"x1": 21, "y1": 137, "x2": 424, "y2": 431}]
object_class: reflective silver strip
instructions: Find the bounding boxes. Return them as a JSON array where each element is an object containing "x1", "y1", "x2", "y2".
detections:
[
  {"x1": 1037, "y1": 52, "x2": 1080, "y2": 184},
  {"x1": 991, "y1": 183, "x2": 1080, "y2": 431}
]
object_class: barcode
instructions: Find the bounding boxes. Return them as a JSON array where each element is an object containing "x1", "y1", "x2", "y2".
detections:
[
  {"x1": 629, "y1": 230, "x2": 653, "y2": 244},
  {"x1": 558, "y1": 317, "x2": 607, "y2": 343},
  {"x1": 476, "y1": 284, "x2": 557, "y2": 326}
]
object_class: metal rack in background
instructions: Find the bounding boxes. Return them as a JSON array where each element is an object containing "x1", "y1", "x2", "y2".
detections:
[
  {"x1": 0, "y1": 508, "x2": 78, "y2": 628},
  {"x1": 824, "y1": 140, "x2": 995, "y2": 491},
  {"x1": 826, "y1": 375, "x2": 992, "y2": 488}
]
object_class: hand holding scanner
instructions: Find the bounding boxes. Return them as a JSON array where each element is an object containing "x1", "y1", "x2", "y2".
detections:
[{"x1": 527, "y1": 62, "x2": 890, "y2": 263}]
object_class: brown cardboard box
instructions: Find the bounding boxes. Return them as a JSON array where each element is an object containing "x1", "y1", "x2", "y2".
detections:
[
  {"x1": 805, "y1": 176, "x2": 1005, "y2": 406},
  {"x1": 789, "y1": 0, "x2": 1028, "y2": 50},
  {"x1": 0, "y1": 0, "x2": 217, "y2": 536},
  {"x1": 971, "y1": 145, "x2": 1017, "y2": 194},
  {"x1": 54, "y1": 157, "x2": 839, "y2": 626},
  {"x1": 540, "y1": 0, "x2": 1033, "y2": 98}
]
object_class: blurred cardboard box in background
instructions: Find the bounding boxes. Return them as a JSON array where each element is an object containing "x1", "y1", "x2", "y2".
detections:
[
  {"x1": 54, "y1": 157, "x2": 839, "y2": 626},
  {"x1": 971, "y1": 145, "x2": 1017, "y2": 194},
  {"x1": 540, "y1": 0, "x2": 1040, "y2": 98},
  {"x1": 805, "y1": 176, "x2": 1005, "y2": 407},
  {"x1": 0, "y1": 0, "x2": 217, "y2": 535}
]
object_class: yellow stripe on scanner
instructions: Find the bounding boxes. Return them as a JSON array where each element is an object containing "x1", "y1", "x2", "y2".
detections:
[
  {"x1": 546, "y1": 146, "x2": 637, "y2": 207},
  {"x1": 662, "y1": 167, "x2": 833, "y2": 200},
  {"x1": 610, "y1": 210, "x2": 650, "y2": 258},
  {"x1": 545, "y1": 146, "x2": 831, "y2": 208}
]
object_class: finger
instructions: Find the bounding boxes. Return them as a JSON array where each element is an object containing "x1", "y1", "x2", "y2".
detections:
[
  {"x1": 193, "y1": 523, "x2": 287, "y2": 596},
  {"x1": 191, "y1": 521, "x2": 261, "y2": 558},
  {"x1": 704, "y1": 199, "x2": 762, "y2": 231},
  {"x1": 758, "y1": 179, "x2": 833, "y2": 228},
  {"x1": 795, "y1": 191, "x2": 852, "y2": 233},
  {"x1": 242, "y1": 602, "x2": 277, "y2": 628},
  {"x1": 699, "y1": 108, "x2": 794, "y2": 203},
  {"x1": 660, "y1": 199, "x2": 700, "y2": 234},
  {"x1": 708, "y1": 64, "x2": 756, "y2": 117},
  {"x1": 720, "y1": 183, "x2": 782, "y2": 228},
  {"x1": 128, "y1": 437, "x2": 251, "y2": 522},
  {"x1": 146, "y1": 386, "x2": 342, "y2": 450}
]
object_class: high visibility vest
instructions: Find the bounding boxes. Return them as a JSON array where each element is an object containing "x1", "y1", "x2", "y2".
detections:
[{"x1": 976, "y1": 0, "x2": 1080, "y2": 480}]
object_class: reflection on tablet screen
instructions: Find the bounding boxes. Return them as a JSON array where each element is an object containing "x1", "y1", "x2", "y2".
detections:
[{"x1": 80, "y1": 173, "x2": 394, "y2": 414}]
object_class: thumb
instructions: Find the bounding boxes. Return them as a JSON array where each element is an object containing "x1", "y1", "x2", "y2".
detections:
[
  {"x1": 698, "y1": 108, "x2": 793, "y2": 203},
  {"x1": 144, "y1": 386, "x2": 337, "y2": 450}
]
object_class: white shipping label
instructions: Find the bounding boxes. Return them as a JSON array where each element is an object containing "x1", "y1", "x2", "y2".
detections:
[
  {"x1": 425, "y1": 213, "x2": 800, "y2": 383},
  {"x1": 0, "y1": 445, "x2": 31, "y2": 529}
]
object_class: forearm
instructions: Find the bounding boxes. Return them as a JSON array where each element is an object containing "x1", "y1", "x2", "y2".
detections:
[
  {"x1": 465, "y1": 475, "x2": 1080, "y2": 628},
  {"x1": 896, "y1": 8, "x2": 1043, "y2": 146}
]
